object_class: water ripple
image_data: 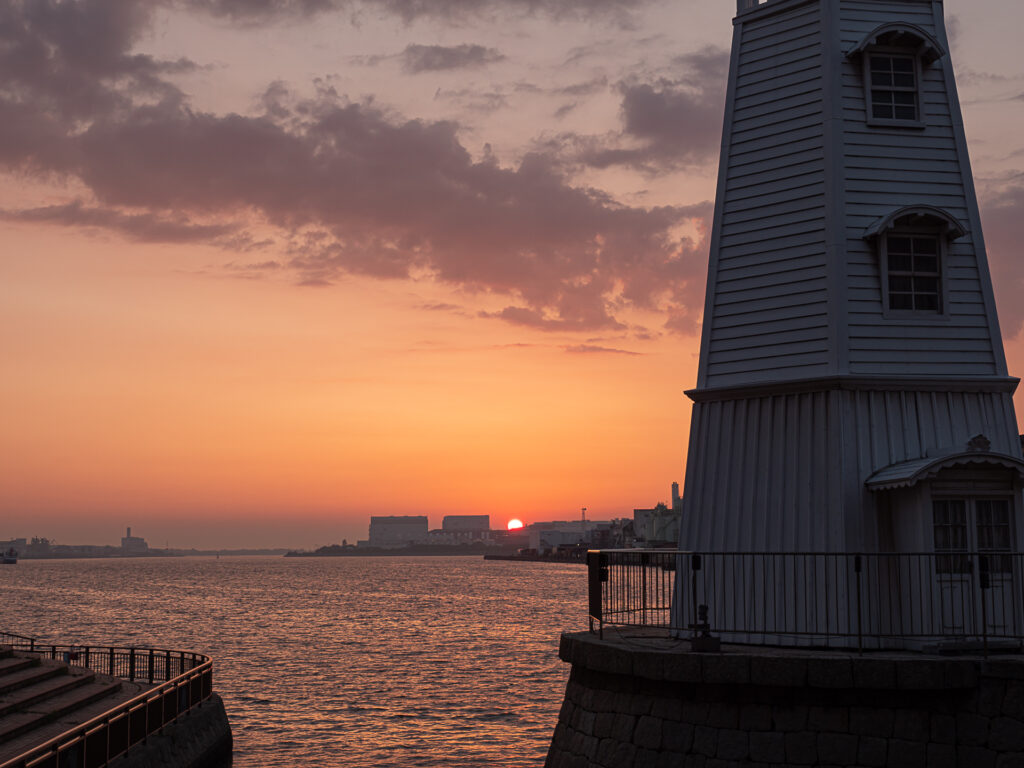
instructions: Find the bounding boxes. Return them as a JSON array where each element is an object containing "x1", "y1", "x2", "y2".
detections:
[{"x1": 3, "y1": 555, "x2": 586, "y2": 766}]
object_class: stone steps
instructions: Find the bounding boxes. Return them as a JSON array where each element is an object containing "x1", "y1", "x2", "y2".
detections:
[
  {"x1": 0, "y1": 678, "x2": 148, "y2": 765},
  {"x1": 0, "y1": 660, "x2": 65, "y2": 697},
  {"x1": 0, "y1": 678, "x2": 123, "y2": 744},
  {"x1": 0, "y1": 655, "x2": 39, "y2": 675},
  {"x1": 0, "y1": 651, "x2": 146, "y2": 764},
  {"x1": 0, "y1": 666, "x2": 96, "y2": 718}
]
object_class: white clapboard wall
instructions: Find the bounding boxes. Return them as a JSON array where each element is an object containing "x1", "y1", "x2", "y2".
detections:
[{"x1": 680, "y1": 0, "x2": 1023, "y2": 555}]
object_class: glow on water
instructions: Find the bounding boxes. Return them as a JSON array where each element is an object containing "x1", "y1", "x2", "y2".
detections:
[{"x1": 3, "y1": 556, "x2": 587, "y2": 766}]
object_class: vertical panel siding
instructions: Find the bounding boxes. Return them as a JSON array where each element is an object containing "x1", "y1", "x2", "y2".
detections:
[
  {"x1": 680, "y1": 388, "x2": 1022, "y2": 553},
  {"x1": 839, "y1": 0, "x2": 1000, "y2": 375},
  {"x1": 702, "y1": 0, "x2": 830, "y2": 388}
]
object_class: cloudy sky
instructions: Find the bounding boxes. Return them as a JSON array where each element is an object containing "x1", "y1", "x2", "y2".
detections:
[{"x1": 2, "y1": 0, "x2": 1023, "y2": 548}]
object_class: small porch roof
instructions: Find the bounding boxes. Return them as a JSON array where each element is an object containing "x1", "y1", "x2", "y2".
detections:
[{"x1": 865, "y1": 451, "x2": 1024, "y2": 491}]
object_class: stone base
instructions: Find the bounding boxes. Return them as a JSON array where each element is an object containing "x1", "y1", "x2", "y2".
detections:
[
  {"x1": 545, "y1": 630, "x2": 1024, "y2": 768},
  {"x1": 113, "y1": 693, "x2": 233, "y2": 768}
]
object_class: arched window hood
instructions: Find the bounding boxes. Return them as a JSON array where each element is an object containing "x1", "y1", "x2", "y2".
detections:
[
  {"x1": 866, "y1": 451, "x2": 1024, "y2": 491},
  {"x1": 847, "y1": 23, "x2": 946, "y2": 65},
  {"x1": 863, "y1": 205, "x2": 967, "y2": 241}
]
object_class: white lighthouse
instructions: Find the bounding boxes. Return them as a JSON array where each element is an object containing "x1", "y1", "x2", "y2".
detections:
[{"x1": 680, "y1": 0, "x2": 1024, "y2": 584}]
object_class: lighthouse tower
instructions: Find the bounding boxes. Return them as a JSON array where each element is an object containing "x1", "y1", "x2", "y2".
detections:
[{"x1": 680, "y1": 0, "x2": 1024, "y2": 559}]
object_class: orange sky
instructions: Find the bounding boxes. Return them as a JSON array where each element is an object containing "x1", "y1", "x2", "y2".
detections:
[{"x1": 1, "y1": 0, "x2": 1023, "y2": 548}]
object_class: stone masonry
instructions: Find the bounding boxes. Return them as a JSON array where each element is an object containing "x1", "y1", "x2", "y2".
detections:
[{"x1": 545, "y1": 631, "x2": 1024, "y2": 768}]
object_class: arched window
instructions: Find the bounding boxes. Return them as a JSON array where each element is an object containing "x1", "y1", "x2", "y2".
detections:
[
  {"x1": 847, "y1": 23, "x2": 946, "y2": 128},
  {"x1": 863, "y1": 206, "x2": 966, "y2": 316}
]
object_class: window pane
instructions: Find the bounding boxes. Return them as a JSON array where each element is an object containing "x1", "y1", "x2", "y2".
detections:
[
  {"x1": 934, "y1": 500, "x2": 970, "y2": 574},
  {"x1": 872, "y1": 89, "x2": 894, "y2": 105},
  {"x1": 892, "y1": 57, "x2": 914, "y2": 72},
  {"x1": 872, "y1": 71, "x2": 894, "y2": 87},
  {"x1": 888, "y1": 237, "x2": 912, "y2": 254},
  {"x1": 915, "y1": 293, "x2": 939, "y2": 311},
  {"x1": 889, "y1": 254, "x2": 912, "y2": 271},
  {"x1": 914, "y1": 276, "x2": 938, "y2": 293},
  {"x1": 895, "y1": 106, "x2": 917, "y2": 120},
  {"x1": 870, "y1": 55, "x2": 891, "y2": 71},
  {"x1": 890, "y1": 276, "x2": 912, "y2": 292},
  {"x1": 893, "y1": 73, "x2": 915, "y2": 88},
  {"x1": 890, "y1": 293, "x2": 913, "y2": 310},
  {"x1": 873, "y1": 103, "x2": 894, "y2": 120},
  {"x1": 914, "y1": 255, "x2": 938, "y2": 273},
  {"x1": 913, "y1": 238, "x2": 938, "y2": 255}
]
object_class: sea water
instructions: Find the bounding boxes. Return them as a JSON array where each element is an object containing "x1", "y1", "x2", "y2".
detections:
[{"x1": 2, "y1": 556, "x2": 586, "y2": 766}]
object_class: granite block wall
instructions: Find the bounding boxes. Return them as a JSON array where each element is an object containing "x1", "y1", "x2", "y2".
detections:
[{"x1": 546, "y1": 633, "x2": 1024, "y2": 768}]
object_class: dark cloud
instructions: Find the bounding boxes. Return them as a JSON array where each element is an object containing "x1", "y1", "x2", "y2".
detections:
[
  {"x1": 552, "y1": 77, "x2": 610, "y2": 97},
  {"x1": 0, "y1": 202, "x2": 236, "y2": 243},
  {"x1": 400, "y1": 44, "x2": 504, "y2": 73},
  {"x1": 419, "y1": 302, "x2": 465, "y2": 313},
  {"x1": 433, "y1": 87, "x2": 509, "y2": 113},
  {"x1": 980, "y1": 181, "x2": 1024, "y2": 338},
  {"x1": 182, "y1": 0, "x2": 652, "y2": 23},
  {"x1": 562, "y1": 343, "x2": 641, "y2": 355},
  {"x1": 567, "y1": 46, "x2": 729, "y2": 173},
  {"x1": 0, "y1": 0, "x2": 709, "y2": 335}
]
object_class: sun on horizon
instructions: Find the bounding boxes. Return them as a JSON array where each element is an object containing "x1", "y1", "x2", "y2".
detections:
[{"x1": 507, "y1": 519, "x2": 524, "y2": 531}]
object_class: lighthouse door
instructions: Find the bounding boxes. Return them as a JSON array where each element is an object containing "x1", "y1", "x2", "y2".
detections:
[{"x1": 932, "y1": 497, "x2": 1015, "y2": 637}]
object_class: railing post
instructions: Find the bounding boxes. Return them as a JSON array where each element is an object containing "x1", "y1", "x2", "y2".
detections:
[
  {"x1": 854, "y1": 555, "x2": 863, "y2": 655},
  {"x1": 979, "y1": 554, "x2": 990, "y2": 659},
  {"x1": 109, "y1": 647, "x2": 115, "y2": 676},
  {"x1": 148, "y1": 649, "x2": 154, "y2": 684},
  {"x1": 640, "y1": 551, "x2": 649, "y2": 627},
  {"x1": 587, "y1": 551, "x2": 605, "y2": 638},
  {"x1": 129, "y1": 648, "x2": 136, "y2": 681},
  {"x1": 691, "y1": 554, "x2": 701, "y2": 641}
]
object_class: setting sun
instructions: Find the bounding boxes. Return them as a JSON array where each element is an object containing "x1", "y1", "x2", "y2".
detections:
[{"x1": 507, "y1": 519, "x2": 524, "y2": 531}]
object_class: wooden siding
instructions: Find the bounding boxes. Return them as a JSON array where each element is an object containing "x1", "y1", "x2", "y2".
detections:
[
  {"x1": 838, "y1": 0, "x2": 1002, "y2": 375},
  {"x1": 701, "y1": 0, "x2": 830, "y2": 388},
  {"x1": 697, "y1": 0, "x2": 1008, "y2": 386},
  {"x1": 680, "y1": 0, "x2": 1022, "y2": 556},
  {"x1": 680, "y1": 388, "x2": 1022, "y2": 552}
]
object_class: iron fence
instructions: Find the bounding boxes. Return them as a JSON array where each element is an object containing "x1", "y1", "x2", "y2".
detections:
[
  {"x1": 0, "y1": 633, "x2": 213, "y2": 768},
  {"x1": 587, "y1": 550, "x2": 1024, "y2": 654}
]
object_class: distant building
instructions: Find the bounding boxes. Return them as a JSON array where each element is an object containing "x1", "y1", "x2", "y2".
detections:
[
  {"x1": 438, "y1": 515, "x2": 491, "y2": 543},
  {"x1": 367, "y1": 516, "x2": 428, "y2": 548},
  {"x1": 0, "y1": 538, "x2": 26, "y2": 556},
  {"x1": 121, "y1": 527, "x2": 148, "y2": 553},
  {"x1": 527, "y1": 520, "x2": 615, "y2": 553},
  {"x1": 441, "y1": 515, "x2": 489, "y2": 533},
  {"x1": 633, "y1": 482, "x2": 684, "y2": 546},
  {"x1": 633, "y1": 505, "x2": 681, "y2": 546}
]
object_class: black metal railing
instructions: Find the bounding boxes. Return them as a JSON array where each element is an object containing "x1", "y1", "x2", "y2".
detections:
[
  {"x1": 0, "y1": 633, "x2": 214, "y2": 768},
  {"x1": 587, "y1": 550, "x2": 1024, "y2": 654}
]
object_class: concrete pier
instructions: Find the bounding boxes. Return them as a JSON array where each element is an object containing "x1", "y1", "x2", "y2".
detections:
[
  {"x1": 112, "y1": 694, "x2": 232, "y2": 768},
  {"x1": 546, "y1": 630, "x2": 1024, "y2": 768}
]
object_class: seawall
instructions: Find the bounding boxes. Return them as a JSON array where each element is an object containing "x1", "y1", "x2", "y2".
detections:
[
  {"x1": 114, "y1": 693, "x2": 232, "y2": 768},
  {"x1": 546, "y1": 631, "x2": 1024, "y2": 768}
]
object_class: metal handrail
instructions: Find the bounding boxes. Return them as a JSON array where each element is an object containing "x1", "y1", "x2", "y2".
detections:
[
  {"x1": 587, "y1": 550, "x2": 1024, "y2": 655},
  {"x1": 0, "y1": 634, "x2": 214, "y2": 768}
]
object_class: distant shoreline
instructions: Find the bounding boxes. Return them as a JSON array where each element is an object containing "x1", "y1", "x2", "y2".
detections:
[
  {"x1": 285, "y1": 544, "x2": 515, "y2": 557},
  {"x1": 12, "y1": 548, "x2": 291, "y2": 560},
  {"x1": 482, "y1": 554, "x2": 585, "y2": 565}
]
